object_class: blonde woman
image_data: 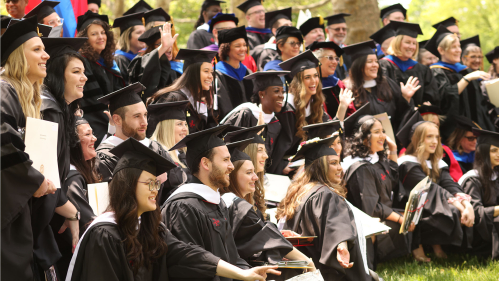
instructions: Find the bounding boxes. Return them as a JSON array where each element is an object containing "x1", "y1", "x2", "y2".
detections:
[
  {"x1": 379, "y1": 21, "x2": 439, "y2": 107},
  {"x1": 148, "y1": 101, "x2": 191, "y2": 205},
  {"x1": 1, "y1": 16, "x2": 80, "y2": 280}
]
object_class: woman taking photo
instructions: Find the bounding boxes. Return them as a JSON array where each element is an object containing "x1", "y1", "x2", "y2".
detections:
[
  {"x1": 445, "y1": 116, "x2": 479, "y2": 174},
  {"x1": 67, "y1": 138, "x2": 280, "y2": 281},
  {"x1": 343, "y1": 40, "x2": 418, "y2": 133},
  {"x1": 76, "y1": 10, "x2": 125, "y2": 146},
  {"x1": 277, "y1": 136, "x2": 373, "y2": 280},
  {"x1": 379, "y1": 21, "x2": 439, "y2": 107},
  {"x1": 271, "y1": 50, "x2": 330, "y2": 175},
  {"x1": 397, "y1": 118, "x2": 474, "y2": 261},
  {"x1": 221, "y1": 139, "x2": 314, "y2": 279},
  {"x1": 263, "y1": 26, "x2": 303, "y2": 71},
  {"x1": 460, "y1": 128, "x2": 499, "y2": 260},
  {"x1": 147, "y1": 49, "x2": 219, "y2": 133}
]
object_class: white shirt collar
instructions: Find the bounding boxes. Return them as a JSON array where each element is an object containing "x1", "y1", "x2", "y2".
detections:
[
  {"x1": 167, "y1": 182, "x2": 221, "y2": 204},
  {"x1": 285, "y1": 93, "x2": 311, "y2": 117},
  {"x1": 197, "y1": 23, "x2": 209, "y2": 31},
  {"x1": 397, "y1": 155, "x2": 448, "y2": 169},
  {"x1": 70, "y1": 164, "x2": 77, "y2": 171},
  {"x1": 458, "y1": 169, "x2": 498, "y2": 185},
  {"x1": 102, "y1": 135, "x2": 150, "y2": 147},
  {"x1": 221, "y1": 102, "x2": 275, "y2": 124},
  {"x1": 342, "y1": 153, "x2": 379, "y2": 171},
  {"x1": 221, "y1": 192, "x2": 238, "y2": 207},
  {"x1": 363, "y1": 80, "x2": 377, "y2": 88},
  {"x1": 180, "y1": 87, "x2": 208, "y2": 118}
]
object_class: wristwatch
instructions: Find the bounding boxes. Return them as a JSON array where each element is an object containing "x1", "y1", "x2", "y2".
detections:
[{"x1": 67, "y1": 211, "x2": 80, "y2": 221}]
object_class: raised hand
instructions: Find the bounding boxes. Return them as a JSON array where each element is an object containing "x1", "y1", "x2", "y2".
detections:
[
  {"x1": 158, "y1": 22, "x2": 179, "y2": 58},
  {"x1": 400, "y1": 76, "x2": 421, "y2": 102},
  {"x1": 339, "y1": 88, "x2": 354, "y2": 108}
]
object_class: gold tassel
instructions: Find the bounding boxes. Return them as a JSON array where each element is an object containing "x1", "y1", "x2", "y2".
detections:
[
  {"x1": 339, "y1": 56, "x2": 344, "y2": 67},
  {"x1": 142, "y1": 17, "x2": 145, "y2": 26},
  {"x1": 37, "y1": 27, "x2": 42, "y2": 37}
]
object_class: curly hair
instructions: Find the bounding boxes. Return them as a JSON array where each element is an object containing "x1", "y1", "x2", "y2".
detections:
[
  {"x1": 344, "y1": 117, "x2": 389, "y2": 160},
  {"x1": 218, "y1": 39, "x2": 248, "y2": 62},
  {"x1": 76, "y1": 19, "x2": 116, "y2": 68},
  {"x1": 405, "y1": 122, "x2": 443, "y2": 182},
  {"x1": 289, "y1": 69, "x2": 325, "y2": 142}
]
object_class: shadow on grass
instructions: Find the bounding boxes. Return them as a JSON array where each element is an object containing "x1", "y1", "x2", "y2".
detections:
[{"x1": 377, "y1": 254, "x2": 499, "y2": 281}]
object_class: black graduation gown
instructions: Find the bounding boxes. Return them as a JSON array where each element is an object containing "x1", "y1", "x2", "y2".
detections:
[
  {"x1": 344, "y1": 158, "x2": 411, "y2": 262},
  {"x1": 283, "y1": 184, "x2": 371, "y2": 280},
  {"x1": 398, "y1": 161, "x2": 465, "y2": 249},
  {"x1": 220, "y1": 104, "x2": 281, "y2": 165},
  {"x1": 461, "y1": 174, "x2": 499, "y2": 259},
  {"x1": 215, "y1": 70, "x2": 254, "y2": 120},
  {"x1": 80, "y1": 57, "x2": 126, "y2": 146},
  {"x1": 161, "y1": 178, "x2": 251, "y2": 281},
  {"x1": 246, "y1": 31, "x2": 272, "y2": 50},
  {"x1": 157, "y1": 151, "x2": 192, "y2": 207},
  {"x1": 114, "y1": 54, "x2": 131, "y2": 84},
  {"x1": 128, "y1": 49, "x2": 179, "y2": 102},
  {"x1": 256, "y1": 47, "x2": 279, "y2": 72},
  {"x1": 187, "y1": 29, "x2": 215, "y2": 50},
  {"x1": 379, "y1": 59, "x2": 439, "y2": 106},
  {"x1": 322, "y1": 85, "x2": 344, "y2": 119},
  {"x1": 68, "y1": 222, "x2": 220, "y2": 281}
]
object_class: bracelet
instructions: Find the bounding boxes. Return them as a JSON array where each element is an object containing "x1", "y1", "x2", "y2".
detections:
[{"x1": 463, "y1": 76, "x2": 470, "y2": 83}]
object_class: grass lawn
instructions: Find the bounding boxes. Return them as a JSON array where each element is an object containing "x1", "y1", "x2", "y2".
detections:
[{"x1": 377, "y1": 254, "x2": 499, "y2": 281}]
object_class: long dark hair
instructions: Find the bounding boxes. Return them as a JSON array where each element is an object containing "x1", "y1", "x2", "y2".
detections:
[
  {"x1": 69, "y1": 124, "x2": 101, "y2": 184},
  {"x1": 43, "y1": 53, "x2": 84, "y2": 148},
  {"x1": 348, "y1": 55, "x2": 392, "y2": 108},
  {"x1": 474, "y1": 143, "x2": 499, "y2": 203},
  {"x1": 77, "y1": 19, "x2": 116, "y2": 68},
  {"x1": 345, "y1": 117, "x2": 389, "y2": 160},
  {"x1": 107, "y1": 168, "x2": 168, "y2": 276},
  {"x1": 194, "y1": 1, "x2": 218, "y2": 29}
]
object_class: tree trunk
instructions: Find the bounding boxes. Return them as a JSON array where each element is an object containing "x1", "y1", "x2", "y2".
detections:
[
  {"x1": 156, "y1": 0, "x2": 172, "y2": 13},
  {"x1": 232, "y1": 0, "x2": 247, "y2": 26},
  {"x1": 114, "y1": 0, "x2": 125, "y2": 21},
  {"x1": 330, "y1": 0, "x2": 380, "y2": 44}
]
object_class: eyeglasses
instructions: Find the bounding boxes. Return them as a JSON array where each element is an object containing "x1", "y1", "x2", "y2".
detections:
[
  {"x1": 464, "y1": 136, "x2": 477, "y2": 142},
  {"x1": 47, "y1": 18, "x2": 64, "y2": 27},
  {"x1": 321, "y1": 56, "x2": 340, "y2": 62},
  {"x1": 248, "y1": 10, "x2": 265, "y2": 16},
  {"x1": 286, "y1": 41, "x2": 301, "y2": 48},
  {"x1": 465, "y1": 55, "x2": 483, "y2": 60},
  {"x1": 331, "y1": 27, "x2": 348, "y2": 32},
  {"x1": 138, "y1": 179, "x2": 161, "y2": 191},
  {"x1": 6, "y1": 0, "x2": 20, "y2": 3}
]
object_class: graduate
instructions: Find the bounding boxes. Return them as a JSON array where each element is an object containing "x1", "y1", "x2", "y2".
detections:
[
  {"x1": 342, "y1": 104, "x2": 413, "y2": 263},
  {"x1": 128, "y1": 22, "x2": 180, "y2": 101},
  {"x1": 379, "y1": 21, "x2": 440, "y2": 107},
  {"x1": 76, "y1": 11, "x2": 125, "y2": 146},
  {"x1": 187, "y1": 0, "x2": 224, "y2": 49},
  {"x1": 461, "y1": 35, "x2": 483, "y2": 72},
  {"x1": 277, "y1": 137, "x2": 374, "y2": 280},
  {"x1": 221, "y1": 71, "x2": 289, "y2": 159},
  {"x1": 237, "y1": 0, "x2": 272, "y2": 50},
  {"x1": 144, "y1": 7, "x2": 170, "y2": 29},
  {"x1": 343, "y1": 40, "x2": 417, "y2": 133},
  {"x1": 324, "y1": 13, "x2": 351, "y2": 79},
  {"x1": 123, "y1": 0, "x2": 153, "y2": 15},
  {"x1": 221, "y1": 139, "x2": 314, "y2": 279},
  {"x1": 87, "y1": 0, "x2": 100, "y2": 13},
  {"x1": 113, "y1": 12, "x2": 146, "y2": 83},
  {"x1": 263, "y1": 26, "x2": 302, "y2": 71},
  {"x1": 302, "y1": 120, "x2": 343, "y2": 157},
  {"x1": 252, "y1": 7, "x2": 292, "y2": 71},
  {"x1": 95, "y1": 83, "x2": 175, "y2": 182},
  {"x1": 269, "y1": 50, "x2": 331, "y2": 175},
  {"x1": 396, "y1": 115, "x2": 474, "y2": 261},
  {"x1": 5, "y1": 0, "x2": 28, "y2": 19},
  {"x1": 162, "y1": 125, "x2": 282, "y2": 281},
  {"x1": 486, "y1": 46, "x2": 499, "y2": 79},
  {"x1": 380, "y1": 3, "x2": 406, "y2": 26},
  {"x1": 432, "y1": 17, "x2": 460, "y2": 39},
  {"x1": 215, "y1": 26, "x2": 255, "y2": 119},
  {"x1": 426, "y1": 26, "x2": 494, "y2": 139},
  {"x1": 370, "y1": 24, "x2": 396, "y2": 59},
  {"x1": 24, "y1": 1, "x2": 63, "y2": 28},
  {"x1": 148, "y1": 101, "x2": 192, "y2": 205},
  {"x1": 299, "y1": 16, "x2": 326, "y2": 48},
  {"x1": 417, "y1": 40, "x2": 439, "y2": 66},
  {"x1": 147, "y1": 49, "x2": 219, "y2": 133},
  {"x1": 460, "y1": 128, "x2": 499, "y2": 260},
  {"x1": 445, "y1": 116, "x2": 479, "y2": 174}
]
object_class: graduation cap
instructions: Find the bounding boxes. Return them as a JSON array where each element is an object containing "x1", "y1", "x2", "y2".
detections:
[
  {"x1": 299, "y1": 16, "x2": 324, "y2": 37},
  {"x1": 113, "y1": 12, "x2": 145, "y2": 35},
  {"x1": 343, "y1": 40, "x2": 376, "y2": 63},
  {"x1": 324, "y1": 13, "x2": 351, "y2": 25},
  {"x1": 275, "y1": 26, "x2": 303, "y2": 43},
  {"x1": 208, "y1": 13, "x2": 238, "y2": 33},
  {"x1": 307, "y1": 41, "x2": 344, "y2": 56},
  {"x1": 224, "y1": 125, "x2": 266, "y2": 144},
  {"x1": 75, "y1": 116, "x2": 89, "y2": 127},
  {"x1": 455, "y1": 115, "x2": 480, "y2": 132},
  {"x1": 236, "y1": 0, "x2": 262, "y2": 13},
  {"x1": 1, "y1": 15, "x2": 11, "y2": 29},
  {"x1": 424, "y1": 25, "x2": 453, "y2": 58},
  {"x1": 144, "y1": 8, "x2": 170, "y2": 25},
  {"x1": 303, "y1": 120, "x2": 341, "y2": 140},
  {"x1": 418, "y1": 40, "x2": 428, "y2": 50},
  {"x1": 123, "y1": 0, "x2": 153, "y2": 16},
  {"x1": 388, "y1": 21, "x2": 423, "y2": 38},
  {"x1": 110, "y1": 137, "x2": 176, "y2": 176},
  {"x1": 201, "y1": 0, "x2": 226, "y2": 12},
  {"x1": 1, "y1": 16, "x2": 41, "y2": 66},
  {"x1": 218, "y1": 26, "x2": 247, "y2": 44},
  {"x1": 380, "y1": 3, "x2": 407, "y2": 20},
  {"x1": 97, "y1": 82, "x2": 146, "y2": 115},
  {"x1": 279, "y1": 50, "x2": 320, "y2": 79},
  {"x1": 395, "y1": 111, "x2": 424, "y2": 148},
  {"x1": 472, "y1": 128, "x2": 499, "y2": 148},
  {"x1": 265, "y1": 8, "x2": 292, "y2": 29},
  {"x1": 227, "y1": 139, "x2": 253, "y2": 162},
  {"x1": 77, "y1": 10, "x2": 109, "y2": 32},
  {"x1": 292, "y1": 136, "x2": 338, "y2": 167},
  {"x1": 7, "y1": 18, "x2": 53, "y2": 38},
  {"x1": 88, "y1": 0, "x2": 101, "y2": 7},
  {"x1": 460, "y1": 35, "x2": 480, "y2": 51},
  {"x1": 244, "y1": 71, "x2": 289, "y2": 95},
  {"x1": 486, "y1": 46, "x2": 499, "y2": 64},
  {"x1": 369, "y1": 24, "x2": 396, "y2": 45},
  {"x1": 138, "y1": 25, "x2": 160, "y2": 46},
  {"x1": 417, "y1": 105, "x2": 442, "y2": 116},
  {"x1": 24, "y1": 1, "x2": 59, "y2": 23},
  {"x1": 343, "y1": 102, "x2": 371, "y2": 138},
  {"x1": 175, "y1": 49, "x2": 218, "y2": 72},
  {"x1": 169, "y1": 124, "x2": 231, "y2": 169},
  {"x1": 432, "y1": 17, "x2": 458, "y2": 29},
  {"x1": 42, "y1": 37, "x2": 87, "y2": 59},
  {"x1": 146, "y1": 101, "x2": 190, "y2": 137}
]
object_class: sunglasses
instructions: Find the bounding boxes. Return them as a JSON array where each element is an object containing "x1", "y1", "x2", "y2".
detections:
[
  {"x1": 138, "y1": 179, "x2": 161, "y2": 191},
  {"x1": 464, "y1": 136, "x2": 477, "y2": 142}
]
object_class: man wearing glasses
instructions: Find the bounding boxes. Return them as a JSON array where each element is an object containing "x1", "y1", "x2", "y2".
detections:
[
  {"x1": 237, "y1": 0, "x2": 272, "y2": 50},
  {"x1": 24, "y1": 1, "x2": 64, "y2": 28},
  {"x1": 5, "y1": 0, "x2": 28, "y2": 19},
  {"x1": 324, "y1": 13, "x2": 351, "y2": 79}
]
